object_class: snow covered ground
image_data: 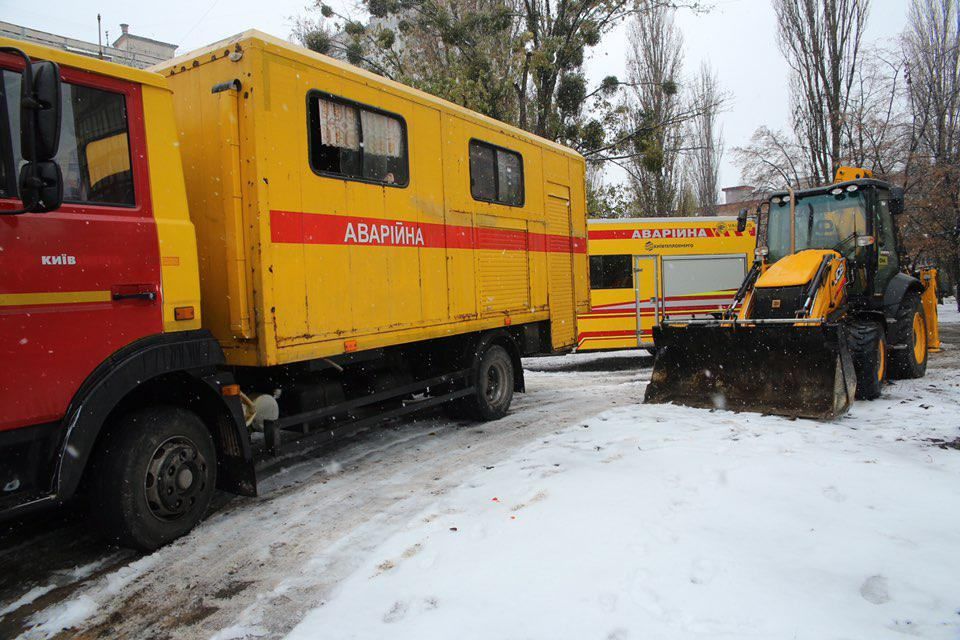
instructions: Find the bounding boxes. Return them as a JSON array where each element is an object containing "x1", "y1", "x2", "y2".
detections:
[{"x1": 2, "y1": 305, "x2": 960, "y2": 639}]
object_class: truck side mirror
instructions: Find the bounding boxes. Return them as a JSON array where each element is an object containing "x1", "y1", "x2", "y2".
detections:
[
  {"x1": 736, "y1": 208, "x2": 748, "y2": 233},
  {"x1": 0, "y1": 47, "x2": 64, "y2": 215},
  {"x1": 19, "y1": 161, "x2": 63, "y2": 213},
  {"x1": 20, "y1": 60, "x2": 62, "y2": 162},
  {"x1": 889, "y1": 187, "x2": 905, "y2": 215}
]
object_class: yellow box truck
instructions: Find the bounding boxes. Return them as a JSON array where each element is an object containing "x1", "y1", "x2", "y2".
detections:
[
  {"x1": 578, "y1": 216, "x2": 757, "y2": 351},
  {"x1": 0, "y1": 31, "x2": 588, "y2": 549}
]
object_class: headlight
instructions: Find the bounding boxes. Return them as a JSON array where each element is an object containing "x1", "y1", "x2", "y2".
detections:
[
  {"x1": 755, "y1": 246, "x2": 769, "y2": 257},
  {"x1": 856, "y1": 235, "x2": 875, "y2": 247}
]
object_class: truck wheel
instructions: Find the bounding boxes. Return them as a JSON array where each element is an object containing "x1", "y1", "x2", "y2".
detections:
[
  {"x1": 460, "y1": 344, "x2": 515, "y2": 421},
  {"x1": 848, "y1": 320, "x2": 886, "y2": 400},
  {"x1": 91, "y1": 406, "x2": 217, "y2": 551},
  {"x1": 888, "y1": 293, "x2": 928, "y2": 380}
]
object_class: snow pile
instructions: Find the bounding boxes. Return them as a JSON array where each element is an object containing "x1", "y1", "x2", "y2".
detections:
[{"x1": 287, "y1": 366, "x2": 960, "y2": 639}]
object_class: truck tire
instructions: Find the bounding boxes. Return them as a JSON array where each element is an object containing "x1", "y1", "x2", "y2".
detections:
[
  {"x1": 90, "y1": 406, "x2": 217, "y2": 551},
  {"x1": 459, "y1": 344, "x2": 515, "y2": 421},
  {"x1": 888, "y1": 292, "x2": 928, "y2": 380},
  {"x1": 847, "y1": 320, "x2": 886, "y2": 400}
]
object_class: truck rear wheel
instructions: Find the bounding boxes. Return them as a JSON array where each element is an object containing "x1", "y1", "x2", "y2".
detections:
[
  {"x1": 459, "y1": 344, "x2": 515, "y2": 421},
  {"x1": 888, "y1": 293, "x2": 928, "y2": 380},
  {"x1": 848, "y1": 320, "x2": 886, "y2": 400},
  {"x1": 90, "y1": 406, "x2": 217, "y2": 551}
]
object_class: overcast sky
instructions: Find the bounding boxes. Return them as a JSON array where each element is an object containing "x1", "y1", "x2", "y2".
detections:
[{"x1": 4, "y1": 0, "x2": 910, "y2": 193}]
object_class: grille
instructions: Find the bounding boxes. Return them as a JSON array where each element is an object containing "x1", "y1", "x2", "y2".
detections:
[{"x1": 752, "y1": 285, "x2": 807, "y2": 319}]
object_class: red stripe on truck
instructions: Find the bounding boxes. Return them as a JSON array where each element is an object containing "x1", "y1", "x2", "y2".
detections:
[
  {"x1": 588, "y1": 227, "x2": 756, "y2": 240},
  {"x1": 270, "y1": 210, "x2": 587, "y2": 254}
]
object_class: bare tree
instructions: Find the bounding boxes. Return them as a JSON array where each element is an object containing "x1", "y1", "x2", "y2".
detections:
[
  {"x1": 688, "y1": 63, "x2": 724, "y2": 214},
  {"x1": 733, "y1": 126, "x2": 807, "y2": 191},
  {"x1": 842, "y1": 47, "x2": 907, "y2": 176},
  {"x1": 774, "y1": 0, "x2": 871, "y2": 184},
  {"x1": 624, "y1": 1, "x2": 685, "y2": 216},
  {"x1": 902, "y1": 0, "x2": 960, "y2": 300}
]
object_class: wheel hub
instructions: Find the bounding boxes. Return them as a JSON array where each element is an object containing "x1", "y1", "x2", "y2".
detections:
[
  {"x1": 484, "y1": 361, "x2": 508, "y2": 406},
  {"x1": 144, "y1": 436, "x2": 208, "y2": 521}
]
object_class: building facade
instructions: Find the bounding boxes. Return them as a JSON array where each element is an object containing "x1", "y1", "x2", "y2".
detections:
[{"x1": 0, "y1": 21, "x2": 177, "y2": 69}]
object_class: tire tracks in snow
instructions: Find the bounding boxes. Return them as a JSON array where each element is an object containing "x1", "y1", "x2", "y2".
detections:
[{"x1": 3, "y1": 356, "x2": 648, "y2": 639}]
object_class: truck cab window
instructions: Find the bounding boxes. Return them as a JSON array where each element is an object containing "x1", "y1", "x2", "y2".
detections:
[
  {"x1": 590, "y1": 255, "x2": 633, "y2": 289},
  {"x1": 0, "y1": 70, "x2": 134, "y2": 206},
  {"x1": 469, "y1": 140, "x2": 524, "y2": 206},
  {"x1": 308, "y1": 93, "x2": 408, "y2": 186}
]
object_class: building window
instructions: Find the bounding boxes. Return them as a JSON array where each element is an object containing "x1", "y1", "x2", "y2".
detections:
[
  {"x1": 307, "y1": 91, "x2": 408, "y2": 187},
  {"x1": 590, "y1": 255, "x2": 633, "y2": 289},
  {"x1": 469, "y1": 140, "x2": 523, "y2": 206},
  {"x1": 1, "y1": 70, "x2": 135, "y2": 206}
]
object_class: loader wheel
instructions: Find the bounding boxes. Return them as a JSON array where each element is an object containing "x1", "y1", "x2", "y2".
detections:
[
  {"x1": 458, "y1": 344, "x2": 515, "y2": 421},
  {"x1": 888, "y1": 293, "x2": 928, "y2": 380},
  {"x1": 90, "y1": 406, "x2": 217, "y2": 551},
  {"x1": 847, "y1": 320, "x2": 886, "y2": 400}
]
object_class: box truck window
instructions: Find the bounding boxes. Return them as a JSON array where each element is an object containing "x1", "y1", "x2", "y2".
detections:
[
  {"x1": 590, "y1": 254, "x2": 632, "y2": 289},
  {"x1": 307, "y1": 92, "x2": 408, "y2": 186},
  {"x1": 1, "y1": 70, "x2": 134, "y2": 206},
  {"x1": 662, "y1": 255, "x2": 747, "y2": 298},
  {"x1": 469, "y1": 139, "x2": 524, "y2": 206}
]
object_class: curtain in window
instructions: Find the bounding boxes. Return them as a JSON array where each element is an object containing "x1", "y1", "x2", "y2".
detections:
[
  {"x1": 360, "y1": 110, "x2": 402, "y2": 158},
  {"x1": 318, "y1": 99, "x2": 359, "y2": 150}
]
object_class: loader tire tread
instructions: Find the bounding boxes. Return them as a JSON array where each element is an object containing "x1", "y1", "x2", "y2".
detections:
[
  {"x1": 888, "y1": 292, "x2": 928, "y2": 380},
  {"x1": 847, "y1": 320, "x2": 886, "y2": 401}
]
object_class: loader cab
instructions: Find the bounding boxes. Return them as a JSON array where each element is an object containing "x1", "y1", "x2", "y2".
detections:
[{"x1": 762, "y1": 180, "x2": 899, "y2": 301}]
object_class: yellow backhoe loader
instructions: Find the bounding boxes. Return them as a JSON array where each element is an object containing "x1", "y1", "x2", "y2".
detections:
[{"x1": 645, "y1": 168, "x2": 940, "y2": 419}]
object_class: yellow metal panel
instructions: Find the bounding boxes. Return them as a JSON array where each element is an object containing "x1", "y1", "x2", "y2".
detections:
[
  {"x1": 756, "y1": 249, "x2": 836, "y2": 288},
  {"x1": 142, "y1": 85, "x2": 202, "y2": 333},
  {"x1": 569, "y1": 157, "x2": 589, "y2": 315},
  {"x1": 921, "y1": 268, "x2": 941, "y2": 352},
  {"x1": 545, "y1": 181, "x2": 576, "y2": 349},
  {"x1": 411, "y1": 105, "x2": 449, "y2": 324},
  {"x1": 216, "y1": 86, "x2": 254, "y2": 338},
  {"x1": 160, "y1": 33, "x2": 587, "y2": 366}
]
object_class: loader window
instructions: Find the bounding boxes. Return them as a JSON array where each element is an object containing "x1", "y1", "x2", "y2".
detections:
[
  {"x1": 469, "y1": 140, "x2": 524, "y2": 206},
  {"x1": 1, "y1": 70, "x2": 135, "y2": 206},
  {"x1": 307, "y1": 92, "x2": 408, "y2": 187},
  {"x1": 590, "y1": 255, "x2": 633, "y2": 289},
  {"x1": 768, "y1": 191, "x2": 867, "y2": 261}
]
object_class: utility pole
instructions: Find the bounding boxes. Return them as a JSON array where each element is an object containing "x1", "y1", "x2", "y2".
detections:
[{"x1": 97, "y1": 14, "x2": 103, "y2": 59}]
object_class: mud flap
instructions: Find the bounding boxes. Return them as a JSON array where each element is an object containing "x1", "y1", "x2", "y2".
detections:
[{"x1": 644, "y1": 323, "x2": 857, "y2": 420}]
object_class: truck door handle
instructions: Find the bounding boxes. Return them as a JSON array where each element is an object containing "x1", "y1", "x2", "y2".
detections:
[
  {"x1": 113, "y1": 292, "x2": 156, "y2": 301},
  {"x1": 111, "y1": 284, "x2": 158, "y2": 302}
]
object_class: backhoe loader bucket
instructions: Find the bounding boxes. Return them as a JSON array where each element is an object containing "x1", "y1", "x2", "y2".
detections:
[{"x1": 644, "y1": 323, "x2": 857, "y2": 420}]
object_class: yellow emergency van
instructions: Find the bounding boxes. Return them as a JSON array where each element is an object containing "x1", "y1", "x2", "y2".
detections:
[{"x1": 578, "y1": 216, "x2": 757, "y2": 351}]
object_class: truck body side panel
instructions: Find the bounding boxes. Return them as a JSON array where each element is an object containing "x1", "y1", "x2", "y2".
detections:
[{"x1": 158, "y1": 33, "x2": 587, "y2": 367}]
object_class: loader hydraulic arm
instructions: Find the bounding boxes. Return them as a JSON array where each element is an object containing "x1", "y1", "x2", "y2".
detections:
[
  {"x1": 800, "y1": 254, "x2": 835, "y2": 317},
  {"x1": 725, "y1": 260, "x2": 763, "y2": 319}
]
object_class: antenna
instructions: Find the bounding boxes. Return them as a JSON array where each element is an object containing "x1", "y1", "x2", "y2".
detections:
[{"x1": 97, "y1": 13, "x2": 103, "y2": 59}]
